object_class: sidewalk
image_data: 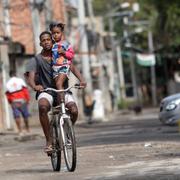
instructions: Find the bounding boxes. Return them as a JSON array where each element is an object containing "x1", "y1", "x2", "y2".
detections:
[{"x1": 107, "y1": 107, "x2": 159, "y2": 122}]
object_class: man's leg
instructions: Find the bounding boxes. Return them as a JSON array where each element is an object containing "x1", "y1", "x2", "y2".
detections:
[
  {"x1": 21, "y1": 103, "x2": 30, "y2": 132},
  {"x1": 15, "y1": 117, "x2": 22, "y2": 133},
  {"x1": 38, "y1": 94, "x2": 52, "y2": 148},
  {"x1": 66, "y1": 102, "x2": 78, "y2": 125},
  {"x1": 11, "y1": 103, "x2": 22, "y2": 134},
  {"x1": 23, "y1": 118, "x2": 30, "y2": 132}
]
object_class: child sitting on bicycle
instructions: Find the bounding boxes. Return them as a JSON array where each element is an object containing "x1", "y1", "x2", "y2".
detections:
[{"x1": 49, "y1": 22, "x2": 74, "y2": 103}]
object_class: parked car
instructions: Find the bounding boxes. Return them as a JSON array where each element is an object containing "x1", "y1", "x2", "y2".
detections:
[{"x1": 159, "y1": 93, "x2": 180, "y2": 125}]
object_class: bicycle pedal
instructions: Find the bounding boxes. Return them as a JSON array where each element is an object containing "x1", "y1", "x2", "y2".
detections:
[{"x1": 66, "y1": 139, "x2": 72, "y2": 146}]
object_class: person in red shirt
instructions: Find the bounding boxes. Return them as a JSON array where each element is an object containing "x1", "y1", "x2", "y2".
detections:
[{"x1": 5, "y1": 70, "x2": 30, "y2": 135}]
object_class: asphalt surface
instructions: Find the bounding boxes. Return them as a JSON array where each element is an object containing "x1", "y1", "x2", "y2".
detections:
[{"x1": 0, "y1": 108, "x2": 180, "y2": 180}]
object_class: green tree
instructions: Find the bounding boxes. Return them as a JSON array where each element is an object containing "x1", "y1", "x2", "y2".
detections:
[
  {"x1": 139, "y1": 0, "x2": 180, "y2": 47},
  {"x1": 93, "y1": 0, "x2": 180, "y2": 48}
]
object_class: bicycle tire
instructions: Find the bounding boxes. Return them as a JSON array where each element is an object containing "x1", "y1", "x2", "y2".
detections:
[
  {"x1": 61, "y1": 117, "x2": 77, "y2": 172},
  {"x1": 50, "y1": 116, "x2": 61, "y2": 171}
]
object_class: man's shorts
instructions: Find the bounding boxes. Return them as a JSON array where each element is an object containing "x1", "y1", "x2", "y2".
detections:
[
  {"x1": 11, "y1": 102, "x2": 29, "y2": 119},
  {"x1": 37, "y1": 92, "x2": 76, "y2": 107}
]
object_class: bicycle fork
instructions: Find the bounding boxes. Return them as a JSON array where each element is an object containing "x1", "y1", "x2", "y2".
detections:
[{"x1": 59, "y1": 102, "x2": 69, "y2": 147}]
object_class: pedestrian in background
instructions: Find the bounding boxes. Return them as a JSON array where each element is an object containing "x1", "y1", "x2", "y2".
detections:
[
  {"x1": 83, "y1": 92, "x2": 95, "y2": 124},
  {"x1": 5, "y1": 70, "x2": 30, "y2": 135}
]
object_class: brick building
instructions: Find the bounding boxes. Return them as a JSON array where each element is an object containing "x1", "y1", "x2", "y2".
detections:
[{"x1": 0, "y1": 0, "x2": 66, "y2": 54}]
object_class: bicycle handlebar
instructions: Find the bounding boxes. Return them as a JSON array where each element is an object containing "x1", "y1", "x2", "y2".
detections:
[{"x1": 41, "y1": 84, "x2": 84, "y2": 93}]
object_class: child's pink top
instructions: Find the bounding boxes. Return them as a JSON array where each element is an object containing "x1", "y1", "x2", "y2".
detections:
[{"x1": 52, "y1": 40, "x2": 74, "y2": 66}]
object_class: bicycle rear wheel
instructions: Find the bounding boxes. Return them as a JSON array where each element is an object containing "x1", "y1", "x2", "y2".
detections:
[
  {"x1": 61, "y1": 117, "x2": 77, "y2": 172},
  {"x1": 51, "y1": 117, "x2": 61, "y2": 171}
]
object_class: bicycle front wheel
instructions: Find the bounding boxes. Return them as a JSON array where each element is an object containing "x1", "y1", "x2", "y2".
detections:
[
  {"x1": 61, "y1": 117, "x2": 77, "y2": 172},
  {"x1": 51, "y1": 118, "x2": 61, "y2": 171}
]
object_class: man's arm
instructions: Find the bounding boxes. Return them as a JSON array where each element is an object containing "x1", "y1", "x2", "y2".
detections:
[
  {"x1": 70, "y1": 63, "x2": 87, "y2": 87},
  {"x1": 25, "y1": 57, "x2": 43, "y2": 91},
  {"x1": 27, "y1": 71, "x2": 43, "y2": 91}
]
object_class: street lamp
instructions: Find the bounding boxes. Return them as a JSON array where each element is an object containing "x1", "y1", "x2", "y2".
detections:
[
  {"x1": 122, "y1": 4, "x2": 140, "y2": 102},
  {"x1": 106, "y1": 2, "x2": 137, "y2": 106}
]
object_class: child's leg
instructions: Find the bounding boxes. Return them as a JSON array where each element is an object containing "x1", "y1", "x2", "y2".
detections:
[{"x1": 55, "y1": 73, "x2": 67, "y2": 103}]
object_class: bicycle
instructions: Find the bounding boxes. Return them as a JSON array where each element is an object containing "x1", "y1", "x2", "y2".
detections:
[{"x1": 43, "y1": 84, "x2": 82, "y2": 172}]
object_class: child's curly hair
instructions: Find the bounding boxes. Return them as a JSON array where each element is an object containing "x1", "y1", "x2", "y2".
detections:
[{"x1": 49, "y1": 22, "x2": 65, "y2": 32}]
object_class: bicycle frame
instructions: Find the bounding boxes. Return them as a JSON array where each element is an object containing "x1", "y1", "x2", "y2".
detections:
[{"x1": 59, "y1": 113, "x2": 69, "y2": 146}]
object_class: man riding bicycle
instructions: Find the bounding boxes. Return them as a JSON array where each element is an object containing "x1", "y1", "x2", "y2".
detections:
[{"x1": 25, "y1": 31, "x2": 86, "y2": 153}]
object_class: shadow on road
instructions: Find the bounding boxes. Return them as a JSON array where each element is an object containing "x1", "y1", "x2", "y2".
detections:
[
  {"x1": 76, "y1": 117, "x2": 180, "y2": 148},
  {"x1": 6, "y1": 168, "x2": 52, "y2": 174}
]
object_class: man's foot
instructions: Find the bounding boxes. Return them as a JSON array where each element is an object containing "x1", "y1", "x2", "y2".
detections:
[
  {"x1": 26, "y1": 128, "x2": 30, "y2": 133},
  {"x1": 18, "y1": 131, "x2": 24, "y2": 137},
  {"x1": 22, "y1": 129, "x2": 31, "y2": 135},
  {"x1": 44, "y1": 144, "x2": 53, "y2": 154}
]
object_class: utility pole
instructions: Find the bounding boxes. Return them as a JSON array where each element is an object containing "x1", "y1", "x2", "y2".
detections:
[
  {"x1": 116, "y1": 45, "x2": 126, "y2": 100},
  {"x1": 108, "y1": 14, "x2": 121, "y2": 106},
  {"x1": 29, "y1": 0, "x2": 42, "y2": 53},
  {"x1": 123, "y1": 22, "x2": 138, "y2": 101},
  {"x1": 86, "y1": 0, "x2": 95, "y2": 29},
  {"x1": 107, "y1": 10, "x2": 134, "y2": 105},
  {"x1": 148, "y1": 30, "x2": 157, "y2": 106},
  {"x1": 0, "y1": 45, "x2": 12, "y2": 130},
  {"x1": 44, "y1": 0, "x2": 52, "y2": 29},
  {"x1": 2, "y1": 0, "x2": 11, "y2": 37},
  {"x1": 1, "y1": 0, "x2": 12, "y2": 130},
  {"x1": 77, "y1": 0, "x2": 92, "y2": 93}
]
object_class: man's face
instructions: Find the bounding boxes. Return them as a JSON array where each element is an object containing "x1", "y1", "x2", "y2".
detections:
[{"x1": 40, "y1": 34, "x2": 53, "y2": 51}]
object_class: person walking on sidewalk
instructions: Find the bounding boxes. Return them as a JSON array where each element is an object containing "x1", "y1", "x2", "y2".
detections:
[
  {"x1": 25, "y1": 31, "x2": 86, "y2": 153},
  {"x1": 83, "y1": 92, "x2": 95, "y2": 124},
  {"x1": 5, "y1": 70, "x2": 30, "y2": 135}
]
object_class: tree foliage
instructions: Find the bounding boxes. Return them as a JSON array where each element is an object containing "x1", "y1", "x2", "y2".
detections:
[
  {"x1": 92, "y1": 0, "x2": 180, "y2": 49},
  {"x1": 138, "y1": 0, "x2": 180, "y2": 48}
]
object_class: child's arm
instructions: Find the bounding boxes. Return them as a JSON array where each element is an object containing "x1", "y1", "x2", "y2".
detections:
[{"x1": 64, "y1": 46, "x2": 74, "y2": 61}]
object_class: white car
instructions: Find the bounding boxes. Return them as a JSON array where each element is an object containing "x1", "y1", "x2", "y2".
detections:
[{"x1": 159, "y1": 93, "x2": 180, "y2": 125}]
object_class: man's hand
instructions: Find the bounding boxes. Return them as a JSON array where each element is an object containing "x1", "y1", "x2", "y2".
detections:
[
  {"x1": 79, "y1": 81, "x2": 87, "y2": 89},
  {"x1": 33, "y1": 85, "x2": 44, "y2": 92}
]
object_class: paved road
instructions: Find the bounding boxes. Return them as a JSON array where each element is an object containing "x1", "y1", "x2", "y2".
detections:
[{"x1": 0, "y1": 108, "x2": 180, "y2": 180}]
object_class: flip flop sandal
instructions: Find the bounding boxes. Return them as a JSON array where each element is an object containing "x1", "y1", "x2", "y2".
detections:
[{"x1": 44, "y1": 145, "x2": 53, "y2": 154}]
